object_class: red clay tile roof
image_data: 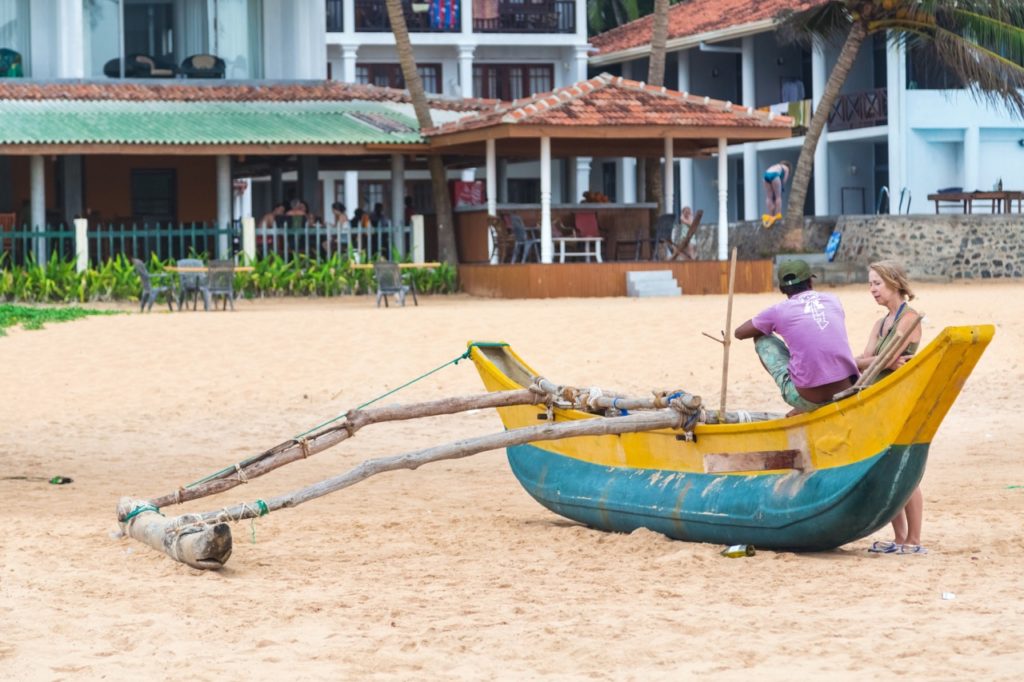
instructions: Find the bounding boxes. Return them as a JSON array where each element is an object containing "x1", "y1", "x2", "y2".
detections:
[
  {"x1": 425, "y1": 74, "x2": 792, "y2": 136},
  {"x1": 590, "y1": 0, "x2": 826, "y2": 58},
  {"x1": 0, "y1": 80, "x2": 492, "y2": 112}
]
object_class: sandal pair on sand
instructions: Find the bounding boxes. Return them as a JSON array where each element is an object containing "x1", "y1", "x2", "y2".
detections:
[{"x1": 868, "y1": 540, "x2": 928, "y2": 555}]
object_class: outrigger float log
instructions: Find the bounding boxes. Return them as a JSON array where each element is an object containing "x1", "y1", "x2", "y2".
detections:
[{"x1": 117, "y1": 327, "x2": 991, "y2": 569}]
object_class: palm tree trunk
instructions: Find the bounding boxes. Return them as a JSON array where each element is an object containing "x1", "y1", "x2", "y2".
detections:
[
  {"x1": 385, "y1": 0, "x2": 458, "y2": 264},
  {"x1": 784, "y1": 22, "x2": 866, "y2": 232},
  {"x1": 644, "y1": 0, "x2": 670, "y2": 216}
]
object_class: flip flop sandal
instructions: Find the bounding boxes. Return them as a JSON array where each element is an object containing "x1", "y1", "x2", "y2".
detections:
[
  {"x1": 899, "y1": 544, "x2": 928, "y2": 555},
  {"x1": 868, "y1": 540, "x2": 901, "y2": 553}
]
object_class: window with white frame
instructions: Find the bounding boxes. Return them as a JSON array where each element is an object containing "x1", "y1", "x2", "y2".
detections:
[{"x1": 84, "y1": 0, "x2": 264, "y2": 79}]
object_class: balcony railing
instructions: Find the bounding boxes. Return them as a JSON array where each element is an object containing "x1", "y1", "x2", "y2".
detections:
[
  {"x1": 355, "y1": 0, "x2": 462, "y2": 33},
  {"x1": 474, "y1": 0, "x2": 575, "y2": 33},
  {"x1": 828, "y1": 88, "x2": 888, "y2": 132},
  {"x1": 327, "y1": 0, "x2": 344, "y2": 31}
]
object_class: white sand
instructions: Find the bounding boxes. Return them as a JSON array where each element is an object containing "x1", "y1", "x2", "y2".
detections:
[{"x1": 2, "y1": 281, "x2": 1023, "y2": 679}]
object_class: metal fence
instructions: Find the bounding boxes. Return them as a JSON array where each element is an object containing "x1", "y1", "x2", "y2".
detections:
[
  {"x1": 254, "y1": 222, "x2": 412, "y2": 262},
  {"x1": 0, "y1": 221, "x2": 413, "y2": 266}
]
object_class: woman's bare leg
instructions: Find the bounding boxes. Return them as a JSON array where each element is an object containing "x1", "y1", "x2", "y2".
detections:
[
  {"x1": 890, "y1": 509, "x2": 909, "y2": 545},
  {"x1": 770, "y1": 178, "x2": 783, "y2": 215},
  {"x1": 903, "y1": 486, "x2": 924, "y2": 546},
  {"x1": 763, "y1": 181, "x2": 775, "y2": 215}
]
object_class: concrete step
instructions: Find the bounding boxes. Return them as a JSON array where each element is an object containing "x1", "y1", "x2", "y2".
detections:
[
  {"x1": 626, "y1": 269, "x2": 676, "y2": 283},
  {"x1": 626, "y1": 270, "x2": 682, "y2": 297}
]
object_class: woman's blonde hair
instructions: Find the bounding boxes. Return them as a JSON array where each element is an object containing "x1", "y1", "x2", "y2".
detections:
[{"x1": 869, "y1": 260, "x2": 915, "y2": 301}]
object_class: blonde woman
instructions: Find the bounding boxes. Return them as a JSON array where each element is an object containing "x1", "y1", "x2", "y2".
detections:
[{"x1": 857, "y1": 261, "x2": 926, "y2": 554}]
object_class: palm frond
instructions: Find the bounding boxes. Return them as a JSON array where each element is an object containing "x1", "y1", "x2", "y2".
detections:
[
  {"x1": 931, "y1": 26, "x2": 1024, "y2": 116},
  {"x1": 776, "y1": 2, "x2": 853, "y2": 49}
]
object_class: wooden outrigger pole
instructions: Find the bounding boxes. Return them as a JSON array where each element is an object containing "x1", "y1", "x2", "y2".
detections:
[{"x1": 120, "y1": 378, "x2": 774, "y2": 570}]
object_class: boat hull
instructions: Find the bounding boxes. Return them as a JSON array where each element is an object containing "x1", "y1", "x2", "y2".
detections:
[
  {"x1": 507, "y1": 442, "x2": 927, "y2": 551},
  {"x1": 470, "y1": 325, "x2": 992, "y2": 551}
]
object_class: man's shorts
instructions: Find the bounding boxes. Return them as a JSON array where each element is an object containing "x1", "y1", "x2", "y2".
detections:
[{"x1": 754, "y1": 335, "x2": 827, "y2": 413}]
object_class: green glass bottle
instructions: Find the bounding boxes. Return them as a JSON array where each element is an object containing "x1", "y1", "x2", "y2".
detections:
[{"x1": 721, "y1": 544, "x2": 756, "y2": 558}]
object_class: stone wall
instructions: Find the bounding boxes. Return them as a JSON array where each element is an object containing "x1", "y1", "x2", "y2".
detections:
[
  {"x1": 835, "y1": 214, "x2": 1024, "y2": 280},
  {"x1": 694, "y1": 213, "x2": 1024, "y2": 281}
]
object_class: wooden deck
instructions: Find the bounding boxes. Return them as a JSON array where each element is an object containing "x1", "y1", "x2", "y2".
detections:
[{"x1": 459, "y1": 260, "x2": 774, "y2": 298}]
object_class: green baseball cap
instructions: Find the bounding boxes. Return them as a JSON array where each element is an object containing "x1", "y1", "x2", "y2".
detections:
[{"x1": 778, "y1": 259, "x2": 814, "y2": 286}]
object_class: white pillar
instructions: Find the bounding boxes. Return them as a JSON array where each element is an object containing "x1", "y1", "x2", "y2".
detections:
[
  {"x1": 241, "y1": 216, "x2": 256, "y2": 263},
  {"x1": 677, "y1": 50, "x2": 693, "y2": 214},
  {"x1": 679, "y1": 155, "x2": 693, "y2": 214},
  {"x1": 74, "y1": 218, "x2": 88, "y2": 273},
  {"x1": 30, "y1": 155, "x2": 45, "y2": 263},
  {"x1": 886, "y1": 33, "x2": 906, "y2": 212},
  {"x1": 743, "y1": 145, "x2": 759, "y2": 221},
  {"x1": 574, "y1": 46, "x2": 589, "y2": 83},
  {"x1": 411, "y1": 214, "x2": 425, "y2": 262},
  {"x1": 741, "y1": 37, "x2": 758, "y2": 221},
  {"x1": 663, "y1": 137, "x2": 675, "y2": 215},
  {"x1": 575, "y1": 157, "x2": 591, "y2": 203},
  {"x1": 540, "y1": 136, "x2": 553, "y2": 263},
  {"x1": 461, "y1": 0, "x2": 473, "y2": 34},
  {"x1": 964, "y1": 126, "x2": 980, "y2": 192},
  {"x1": 812, "y1": 42, "x2": 829, "y2": 215},
  {"x1": 341, "y1": 45, "x2": 357, "y2": 83},
  {"x1": 486, "y1": 138, "x2": 497, "y2": 263},
  {"x1": 344, "y1": 171, "x2": 359, "y2": 214},
  {"x1": 620, "y1": 158, "x2": 637, "y2": 203},
  {"x1": 321, "y1": 176, "x2": 333, "y2": 225},
  {"x1": 57, "y1": 0, "x2": 85, "y2": 78},
  {"x1": 390, "y1": 153, "x2": 405, "y2": 256},
  {"x1": 458, "y1": 46, "x2": 475, "y2": 98},
  {"x1": 342, "y1": 1, "x2": 355, "y2": 37},
  {"x1": 216, "y1": 155, "x2": 232, "y2": 258},
  {"x1": 717, "y1": 138, "x2": 729, "y2": 261}
]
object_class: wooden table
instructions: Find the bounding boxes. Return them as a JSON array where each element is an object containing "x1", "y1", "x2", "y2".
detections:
[
  {"x1": 927, "y1": 191, "x2": 1024, "y2": 214},
  {"x1": 553, "y1": 237, "x2": 604, "y2": 263},
  {"x1": 165, "y1": 265, "x2": 254, "y2": 273},
  {"x1": 349, "y1": 262, "x2": 440, "y2": 269}
]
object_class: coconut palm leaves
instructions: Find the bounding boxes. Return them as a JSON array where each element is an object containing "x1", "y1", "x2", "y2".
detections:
[{"x1": 778, "y1": 0, "x2": 1024, "y2": 230}]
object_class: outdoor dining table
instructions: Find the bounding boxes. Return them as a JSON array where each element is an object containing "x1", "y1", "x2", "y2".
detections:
[{"x1": 164, "y1": 265, "x2": 255, "y2": 273}]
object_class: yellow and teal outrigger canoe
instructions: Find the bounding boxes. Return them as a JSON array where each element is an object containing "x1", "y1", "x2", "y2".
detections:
[{"x1": 468, "y1": 325, "x2": 993, "y2": 551}]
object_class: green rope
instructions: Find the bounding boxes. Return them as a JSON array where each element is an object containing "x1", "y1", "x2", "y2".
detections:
[
  {"x1": 122, "y1": 502, "x2": 162, "y2": 523},
  {"x1": 185, "y1": 347, "x2": 483, "y2": 489},
  {"x1": 292, "y1": 348, "x2": 475, "y2": 439},
  {"x1": 250, "y1": 499, "x2": 269, "y2": 544}
]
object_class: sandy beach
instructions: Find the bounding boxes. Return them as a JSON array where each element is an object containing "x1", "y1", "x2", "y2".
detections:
[{"x1": 2, "y1": 280, "x2": 1023, "y2": 680}]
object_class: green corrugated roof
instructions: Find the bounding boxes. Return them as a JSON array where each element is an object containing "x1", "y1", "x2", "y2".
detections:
[{"x1": 0, "y1": 100, "x2": 424, "y2": 145}]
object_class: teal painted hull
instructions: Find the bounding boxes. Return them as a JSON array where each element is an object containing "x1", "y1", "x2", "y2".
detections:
[{"x1": 507, "y1": 443, "x2": 928, "y2": 551}]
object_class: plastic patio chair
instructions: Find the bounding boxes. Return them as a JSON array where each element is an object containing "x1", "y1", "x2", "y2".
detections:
[
  {"x1": 199, "y1": 260, "x2": 236, "y2": 311},
  {"x1": 507, "y1": 214, "x2": 541, "y2": 263},
  {"x1": 650, "y1": 214, "x2": 677, "y2": 261},
  {"x1": 131, "y1": 258, "x2": 175, "y2": 312},
  {"x1": 175, "y1": 258, "x2": 208, "y2": 310},
  {"x1": 669, "y1": 209, "x2": 704, "y2": 260},
  {"x1": 373, "y1": 262, "x2": 417, "y2": 307}
]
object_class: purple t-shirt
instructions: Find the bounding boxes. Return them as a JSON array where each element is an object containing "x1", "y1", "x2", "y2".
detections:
[{"x1": 752, "y1": 290, "x2": 859, "y2": 388}]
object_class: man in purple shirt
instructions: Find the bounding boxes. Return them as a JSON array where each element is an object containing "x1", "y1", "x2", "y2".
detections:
[{"x1": 735, "y1": 259, "x2": 859, "y2": 415}]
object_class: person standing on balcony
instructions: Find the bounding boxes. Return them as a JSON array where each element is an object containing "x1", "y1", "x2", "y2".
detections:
[{"x1": 762, "y1": 160, "x2": 791, "y2": 228}]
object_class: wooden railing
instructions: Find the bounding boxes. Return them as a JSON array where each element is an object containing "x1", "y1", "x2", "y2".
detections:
[
  {"x1": 355, "y1": 0, "x2": 461, "y2": 32},
  {"x1": 473, "y1": 0, "x2": 575, "y2": 33},
  {"x1": 828, "y1": 88, "x2": 888, "y2": 132}
]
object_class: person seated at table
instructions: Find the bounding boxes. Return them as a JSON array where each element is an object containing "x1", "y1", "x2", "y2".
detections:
[
  {"x1": 676, "y1": 206, "x2": 698, "y2": 260},
  {"x1": 330, "y1": 202, "x2": 348, "y2": 228},
  {"x1": 370, "y1": 202, "x2": 390, "y2": 228},
  {"x1": 350, "y1": 208, "x2": 366, "y2": 228},
  {"x1": 259, "y1": 202, "x2": 287, "y2": 229}
]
